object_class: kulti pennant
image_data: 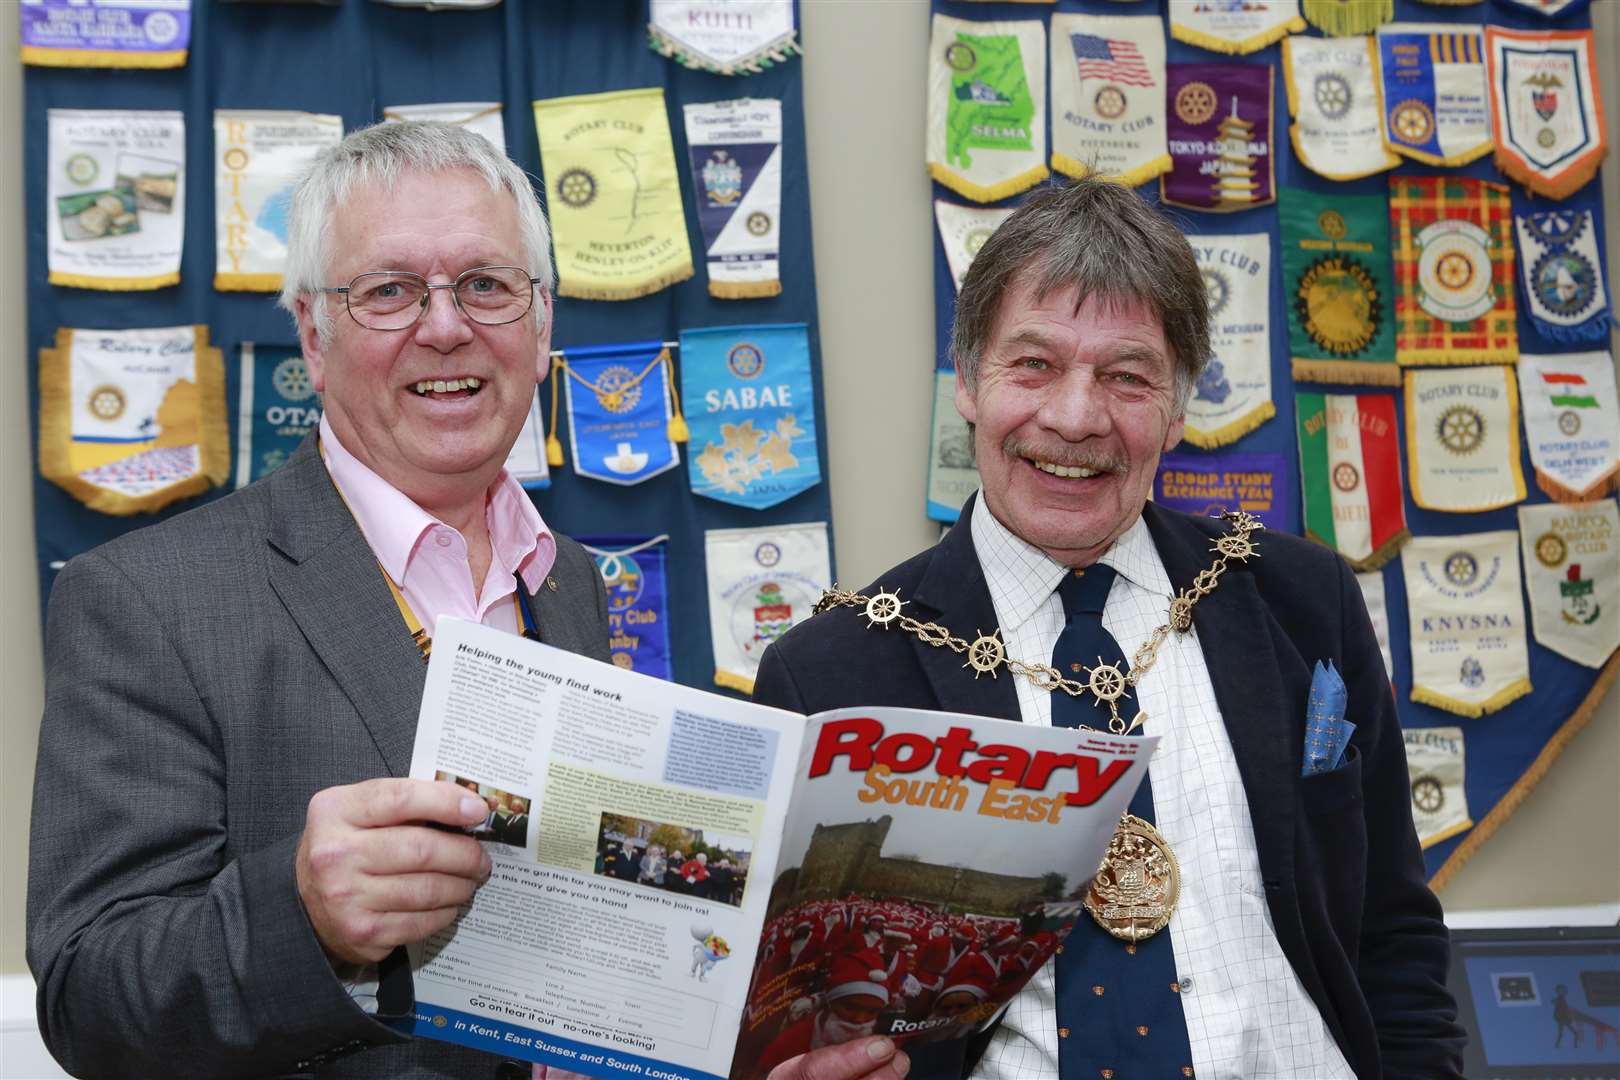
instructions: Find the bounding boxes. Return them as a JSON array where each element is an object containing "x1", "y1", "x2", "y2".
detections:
[
  {"x1": 533, "y1": 88, "x2": 694, "y2": 301},
  {"x1": 927, "y1": 371, "x2": 976, "y2": 523},
  {"x1": 683, "y1": 98, "x2": 783, "y2": 300},
  {"x1": 1390, "y1": 175, "x2": 1518, "y2": 366},
  {"x1": 1355, "y1": 570, "x2": 1396, "y2": 681},
  {"x1": 1282, "y1": 191, "x2": 1398, "y2": 385},
  {"x1": 1187, "y1": 232, "x2": 1272, "y2": 446},
  {"x1": 927, "y1": 14, "x2": 1048, "y2": 203},
  {"x1": 647, "y1": 0, "x2": 799, "y2": 76},
  {"x1": 560, "y1": 342, "x2": 680, "y2": 486},
  {"x1": 581, "y1": 536, "x2": 674, "y2": 681},
  {"x1": 1048, "y1": 14, "x2": 1169, "y2": 187},
  {"x1": 680, "y1": 324, "x2": 820, "y2": 510},
  {"x1": 1301, "y1": 0, "x2": 1393, "y2": 37},
  {"x1": 1403, "y1": 727, "x2": 1473, "y2": 848},
  {"x1": 234, "y1": 343, "x2": 319, "y2": 489},
  {"x1": 47, "y1": 109, "x2": 185, "y2": 290},
  {"x1": 1515, "y1": 206, "x2": 1612, "y2": 343},
  {"x1": 1162, "y1": 63, "x2": 1275, "y2": 212},
  {"x1": 1376, "y1": 24, "x2": 1492, "y2": 167},
  {"x1": 1518, "y1": 500, "x2": 1620, "y2": 669},
  {"x1": 504, "y1": 387, "x2": 551, "y2": 491},
  {"x1": 1282, "y1": 35, "x2": 1400, "y2": 180},
  {"x1": 1153, "y1": 451, "x2": 1290, "y2": 531},
  {"x1": 1485, "y1": 27, "x2": 1607, "y2": 199},
  {"x1": 705, "y1": 521, "x2": 830, "y2": 694},
  {"x1": 382, "y1": 102, "x2": 504, "y2": 151},
  {"x1": 21, "y1": 0, "x2": 188, "y2": 68},
  {"x1": 214, "y1": 110, "x2": 343, "y2": 292},
  {"x1": 934, "y1": 200, "x2": 1014, "y2": 293},
  {"x1": 1169, "y1": 0, "x2": 1304, "y2": 55},
  {"x1": 1517, "y1": 352, "x2": 1619, "y2": 503},
  {"x1": 38, "y1": 326, "x2": 228, "y2": 515},
  {"x1": 1401, "y1": 531, "x2": 1532, "y2": 718},
  {"x1": 1296, "y1": 391, "x2": 1410, "y2": 570},
  {"x1": 1405, "y1": 365, "x2": 1527, "y2": 513}
]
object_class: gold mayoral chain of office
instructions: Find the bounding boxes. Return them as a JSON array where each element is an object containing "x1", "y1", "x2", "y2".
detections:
[{"x1": 812, "y1": 509, "x2": 1263, "y2": 943}]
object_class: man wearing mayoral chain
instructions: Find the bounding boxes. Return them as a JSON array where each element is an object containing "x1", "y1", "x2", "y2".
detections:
[{"x1": 754, "y1": 178, "x2": 1465, "y2": 1080}]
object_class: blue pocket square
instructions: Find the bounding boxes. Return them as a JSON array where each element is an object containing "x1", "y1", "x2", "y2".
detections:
[{"x1": 1304, "y1": 660, "x2": 1355, "y2": 777}]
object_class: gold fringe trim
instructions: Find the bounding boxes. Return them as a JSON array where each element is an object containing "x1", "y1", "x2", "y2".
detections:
[
  {"x1": 21, "y1": 46, "x2": 187, "y2": 69},
  {"x1": 1050, "y1": 152, "x2": 1171, "y2": 188},
  {"x1": 1419, "y1": 815, "x2": 1474, "y2": 851},
  {"x1": 1170, "y1": 17, "x2": 1305, "y2": 56},
  {"x1": 49, "y1": 270, "x2": 180, "y2": 291},
  {"x1": 1416, "y1": 0, "x2": 1482, "y2": 5},
  {"x1": 1431, "y1": 650, "x2": 1620, "y2": 892},
  {"x1": 715, "y1": 670, "x2": 756, "y2": 695},
  {"x1": 709, "y1": 278, "x2": 782, "y2": 300},
  {"x1": 195, "y1": 341, "x2": 231, "y2": 489},
  {"x1": 1288, "y1": 126, "x2": 1400, "y2": 181},
  {"x1": 927, "y1": 161, "x2": 1050, "y2": 205},
  {"x1": 1495, "y1": 149, "x2": 1608, "y2": 202},
  {"x1": 214, "y1": 272, "x2": 284, "y2": 293},
  {"x1": 1290, "y1": 359, "x2": 1402, "y2": 386},
  {"x1": 1397, "y1": 347, "x2": 1519, "y2": 367},
  {"x1": 1535, "y1": 464, "x2": 1620, "y2": 504},
  {"x1": 558, "y1": 262, "x2": 694, "y2": 301},
  {"x1": 1302, "y1": 0, "x2": 1393, "y2": 36},
  {"x1": 1182, "y1": 401, "x2": 1275, "y2": 449},
  {"x1": 1389, "y1": 140, "x2": 1495, "y2": 169},
  {"x1": 1345, "y1": 527, "x2": 1411, "y2": 573},
  {"x1": 1410, "y1": 676, "x2": 1533, "y2": 719}
]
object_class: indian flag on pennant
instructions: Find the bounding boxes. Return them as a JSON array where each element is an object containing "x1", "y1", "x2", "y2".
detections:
[
  {"x1": 1517, "y1": 351, "x2": 1620, "y2": 503},
  {"x1": 1296, "y1": 391, "x2": 1410, "y2": 570}
]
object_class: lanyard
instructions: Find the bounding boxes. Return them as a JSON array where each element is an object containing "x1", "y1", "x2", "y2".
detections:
[{"x1": 381, "y1": 569, "x2": 541, "y2": 663}]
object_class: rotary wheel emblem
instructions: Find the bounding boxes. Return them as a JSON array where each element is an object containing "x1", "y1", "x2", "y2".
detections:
[
  {"x1": 964, "y1": 228, "x2": 992, "y2": 256},
  {"x1": 1314, "y1": 74, "x2": 1351, "y2": 120},
  {"x1": 65, "y1": 153, "x2": 99, "y2": 185},
  {"x1": 1411, "y1": 776, "x2": 1444, "y2": 814},
  {"x1": 1557, "y1": 409, "x2": 1581, "y2": 436},
  {"x1": 1524, "y1": 209, "x2": 1582, "y2": 247},
  {"x1": 592, "y1": 365, "x2": 643, "y2": 414},
  {"x1": 1215, "y1": 534, "x2": 1254, "y2": 561},
  {"x1": 1438, "y1": 406, "x2": 1484, "y2": 455},
  {"x1": 271, "y1": 356, "x2": 314, "y2": 401},
  {"x1": 945, "y1": 41, "x2": 976, "y2": 72},
  {"x1": 1317, "y1": 210, "x2": 1347, "y2": 240},
  {"x1": 223, "y1": 146, "x2": 250, "y2": 172},
  {"x1": 1445, "y1": 552, "x2": 1478, "y2": 588},
  {"x1": 1391, "y1": 100, "x2": 1434, "y2": 144},
  {"x1": 1332, "y1": 461, "x2": 1361, "y2": 492},
  {"x1": 1434, "y1": 251, "x2": 1475, "y2": 291},
  {"x1": 612, "y1": 653, "x2": 633, "y2": 670},
  {"x1": 556, "y1": 168, "x2": 597, "y2": 209},
  {"x1": 1537, "y1": 127, "x2": 1558, "y2": 149},
  {"x1": 1086, "y1": 660, "x2": 1127, "y2": 703},
  {"x1": 1175, "y1": 82, "x2": 1217, "y2": 126},
  {"x1": 1094, "y1": 85, "x2": 1127, "y2": 120},
  {"x1": 88, "y1": 385, "x2": 126, "y2": 421},
  {"x1": 1535, "y1": 532, "x2": 1568, "y2": 568},
  {"x1": 965, "y1": 632, "x2": 1005, "y2": 678},
  {"x1": 863, "y1": 591, "x2": 905, "y2": 629},
  {"x1": 746, "y1": 211, "x2": 771, "y2": 236},
  {"x1": 1202, "y1": 268, "x2": 1230, "y2": 319}
]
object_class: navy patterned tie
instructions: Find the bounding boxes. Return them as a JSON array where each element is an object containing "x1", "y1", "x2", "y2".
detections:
[{"x1": 1050, "y1": 564, "x2": 1196, "y2": 1079}]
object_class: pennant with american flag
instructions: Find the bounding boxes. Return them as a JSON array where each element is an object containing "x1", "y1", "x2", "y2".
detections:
[
  {"x1": 1048, "y1": 14, "x2": 1168, "y2": 187},
  {"x1": 1517, "y1": 352, "x2": 1620, "y2": 502}
]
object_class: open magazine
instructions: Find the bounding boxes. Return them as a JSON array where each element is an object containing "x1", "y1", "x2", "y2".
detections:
[{"x1": 407, "y1": 617, "x2": 1156, "y2": 1080}]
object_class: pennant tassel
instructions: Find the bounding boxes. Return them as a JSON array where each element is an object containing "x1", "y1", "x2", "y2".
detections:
[
  {"x1": 1290, "y1": 360, "x2": 1403, "y2": 387},
  {"x1": 662, "y1": 349, "x2": 689, "y2": 444},
  {"x1": 927, "y1": 162, "x2": 1051, "y2": 205},
  {"x1": 710, "y1": 278, "x2": 782, "y2": 300},
  {"x1": 1182, "y1": 402, "x2": 1276, "y2": 449},
  {"x1": 1534, "y1": 465, "x2": 1620, "y2": 504},
  {"x1": 1301, "y1": 0, "x2": 1393, "y2": 36},
  {"x1": 1050, "y1": 153, "x2": 1172, "y2": 188},
  {"x1": 556, "y1": 263, "x2": 694, "y2": 302},
  {"x1": 1170, "y1": 15, "x2": 1305, "y2": 56},
  {"x1": 48, "y1": 270, "x2": 181, "y2": 291},
  {"x1": 546, "y1": 359, "x2": 565, "y2": 467},
  {"x1": 1411, "y1": 677, "x2": 1533, "y2": 719},
  {"x1": 1495, "y1": 149, "x2": 1607, "y2": 202}
]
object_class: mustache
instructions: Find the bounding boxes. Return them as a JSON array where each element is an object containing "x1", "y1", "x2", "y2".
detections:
[{"x1": 1003, "y1": 437, "x2": 1127, "y2": 474}]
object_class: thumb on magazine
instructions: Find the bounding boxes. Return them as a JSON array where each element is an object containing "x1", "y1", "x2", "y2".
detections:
[{"x1": 766, "y1": 1036, "x2": 909, "y2": 1080}]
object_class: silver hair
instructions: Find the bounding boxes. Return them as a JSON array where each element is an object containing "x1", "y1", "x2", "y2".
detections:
[
  {"x1": 276, "y1": 120, "x2": 553, "y2": 344},
  {"x1": 948, "y1": 176, "x2": 1210, "y2": 411}
]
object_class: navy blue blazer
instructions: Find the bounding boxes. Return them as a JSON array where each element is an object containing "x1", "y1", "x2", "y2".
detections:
[{"x1": 752, "y1": 498, "x2": 1465, "y2": 1080}]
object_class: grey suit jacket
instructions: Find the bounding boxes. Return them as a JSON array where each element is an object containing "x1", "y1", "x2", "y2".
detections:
[{"x1": 27, "y1": 440, "x2": 610, "y2": 1079}]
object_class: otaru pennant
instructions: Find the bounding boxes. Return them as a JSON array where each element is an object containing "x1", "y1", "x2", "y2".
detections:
[
  {"x1": 1302, "y1": 0, "x2": 1393, "y2": 36},
  {"x1": 1401, "y1": 531, "x2": 1533, "y2": 718},
  {"x1": 934, "y1": 200, "x2": 1014, "y2": 293},
  {"x1": 1187, "y1": 232, "x2": 1272, "y2": 445},
  {"x1": 580, "y1": 536, "x2": 674, "y2": 681},
  {"x1": 234, "y1": 343, "x2": 319, "y2": 489},
  {"x1": 559, "y1": 342, "x2": 679, "y2": 486},
  {"x1": 1405, "y1": 365, "x2": 1527, "y2": 512},
  {"x1": 1296, "y1": 391, "x2": 1411, "y2": 570},
  {"x1": 648, "y1": 0, "x2": 799, "y2": 76},
  {"x1": 382, "y1": 102, "x2": 504, "y2": 151},
  {"x1": 214, "y1": 110, "x2": 343, "y2": 292},
  {"x1": 533, "y1": 88, "x2": 694, "y2": 301},
  {"x1": 1355, "y1": 570, "x2": 1396, "y2": 680},
  {"x1": 1048, "y1": 14, "x2": 1169, "y2": 186},
  {"x1": 1376, "y1": 24, "x2": 1492, "y2": 167},
  {"x1": 38, "y1": 325, "x2": 228, "y2": 515},
  {"x1": 1153, "y1": 450, "x2": 1291, "y2": 531},
  {"x1": 1169, "y1": 0, "x2": 1304, "y2": 55},
  {"x1": 680, "y1": 323, "x2": 820, "y2": 510},
  {"x1": 503, "y1": 387, "x2": 551, "y2": 490},
  {"x1": 1516, "y1": 206, "x2": 1612, "y2": 343},
  {"x1": 1517, "y1": 352, "x2": 1619, "y2": 503},
  {"x1": 705, "y1": 521, "x2": 830, "y2": 694},
  {"x1": 1162, "y1": 63, "x2": 1275, "y2": 212},
  {"x1": 1519, "y1": 500, "x2": 1620, "y2": 668},
  {"x1": 927, "y1": 14, "x2": 1048, "y2": 203},
  {"x1": 21, "y1": 0, "x2": 188, "y2": 68},
  {"x1": 683, "y1": 98, "x2": 783, "y2": 300},
  {"x1": 1282, "y1": 191, "x2": 1398, "y2": 385},
  {"x1": 47, "y1": 109, "x2": 185, "y2": 290},
  {"x1": 1282, "y1": 35, "x2": 1400, "y2": 180},
  {"x1": 1390, "y1": 175, "x2": 1518, "y2": 366},
  {"x1": 1485, "y1": 27, "x2": 1607, "y2": 199},
  {"x1": 927, "y1": 372, "x2": 976, "y2": 523},
  {"x1": 1403, "y1": 727, "x2": 1472, "y2": 848}
]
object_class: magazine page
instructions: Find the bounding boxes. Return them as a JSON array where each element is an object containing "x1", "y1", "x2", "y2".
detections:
[
  {"x1": 406, "y1": 617, "x2": 806, "y2": 1080},
  {"x1": 732, "y1": 707, "x2": 1155, "y2": 1079}
]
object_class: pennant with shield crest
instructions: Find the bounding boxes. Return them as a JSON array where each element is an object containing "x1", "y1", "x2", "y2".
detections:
[
  {"x1": 683, "y1": 98, "x2": 783, "y2": 300},
  {"x1": 1518, "y1": 501, "x2": 1620, "y2": 670},
  {"x1": 1485, "y1": 27, "x2": 1607, "y2": 199},
  {"x1": 705, "y1": 522, "x2": 830, "y2": 694}
]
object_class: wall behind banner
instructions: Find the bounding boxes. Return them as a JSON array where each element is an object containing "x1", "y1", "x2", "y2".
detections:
[{"x1": 0, "y1": 0, "x2": 1615, "y2": 982}]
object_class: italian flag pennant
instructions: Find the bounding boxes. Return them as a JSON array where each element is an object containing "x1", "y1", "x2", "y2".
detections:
[{"x1": 1296, "y1": 390, "x2": 1411, "y2": 570}]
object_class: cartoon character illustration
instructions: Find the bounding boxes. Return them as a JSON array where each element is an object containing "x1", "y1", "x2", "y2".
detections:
[{"x1": 691, "y1": 920, "x2": 731, "y2": 982}]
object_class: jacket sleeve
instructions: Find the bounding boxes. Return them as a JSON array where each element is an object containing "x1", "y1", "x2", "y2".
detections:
[{"x1": 751, "y1": 639, "x2": 810, "y2": 714}]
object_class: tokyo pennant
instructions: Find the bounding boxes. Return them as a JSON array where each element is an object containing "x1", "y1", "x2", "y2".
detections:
[
  {"x1": 927, "y1": 14, "x2": 1048, "y2": 203},
  {"x1": 560, "y1": 342, "x2": 679, "y2": 486},
  {"x1": 683, "y1": 98, "x2": 783, "y2": 300},
  {"x1": 1518, "y1": 500, "x2": 1620, "y2": 669},
  {"x1": 1515, "y1": 206, "x2": 1612, "y2": 344},
  {"x1": 1376, "y1": 23, "x2": 1492, "y2": 167},
  {"x1": 1152, "y1": 450, "x2": 1291, "y2": 531},
  {"x1": 21, "y1": 0, "x2": 189, "y2": 68},
  {"x1": 1282, "y1": 35, "x2": 1400, "y2": 181},
  {"x1": 1517, "y1": 352, "x2": 1619, "y2": 503},
  {"x1": 1282, "y1": 191, "x2": 1398, "y2": 385},
  {"x1": 581, "y1": 535, "x2": 673, "y2": 681},
  {"x1": 1405, "y1": 365, "x2": 1527, "y2": 513},
  {"x1": 214, "y1": 110, "x2": 343, "y2": 292},
  {"x1": 1162, "y1": 63, "x2": 1275, "y2": 212},
  {"x1": 1485, "y1": 27, "x2": 1608, "y2": 199},
  {"x1": 1048, "y1": 14, "x2": 1170, "y2": 187},
  {"x1": 234, "y1": 344, "x2": 319, "y2": 489},
  {"x1": 1296, "y1": 391, "x2": 1410, "y2": 570},
  {"x1": 1169, "y1": 0, "x2": 1304, "y2": 55},
  {"x1": 705, "y1": 521, "x2": 830, "y2": 694},
  {"x1": 1187, "y1": 232, "x2": 1272, "y2": 446}
]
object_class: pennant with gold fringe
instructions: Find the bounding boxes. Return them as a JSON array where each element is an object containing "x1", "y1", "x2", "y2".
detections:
[
  {"x1": 647, "y1": 1, "x2": 799, "y2": 77},
  {"x1": 1296, "y1": 391, "x2": 1411, "y2": 571},
  {"x1": 1518, "y1": 500, "x2": 1620, "y2": 669},
  {"x1": 1170, "y1": 0, "x2": 1305, "y2": 56},
  {"x1": 21, "y1": 0, "x2": 189, "y2": 68},
  {"x1": 1162, "y1": 63, "x2": 1276, "y2": 212},
  {"x1": 1302, "y1": 0, "x2": 1393, "y2": 36},
  {"x1": 683, "y1": 98, "x2": 783, "y2": 300},
  {"x1": 214, "y1": 110, "x2": 343, "y2": 293},
  {"x1": 1048, "y1": 14, "x2": 1170, "y2": 187},
  {"x1": 554, "y1": 342, "x2": 686, "y2": 484},
  {"x1": 1517, "y1": 352, "x2": 1620, "y2": 504},
  {"x1": 1404, "y1": 727, "x2": 1474, "y2": 849},
  {"x1": 1282, "y1": 35, "x2": 1401, "y2": 181},
  {"x1": 927, "y1": 14, "x2": 1048, "y2": 203},
  {"x1": 705, "y1": 521, "x2": 830, "y2": 694},
  {"x1": 1485, "y1": 27, "x2": 1608, "y2": 200},
  {"x1": 1405, "y1": 365, "x2": 1527, "y2": 513},
  {"x1": 1282, "y1": 190, "x2": 1399, "y2": 385},
  {"x1": 39, "y1": 325, "x2": 228, "y2": 515},
  {"x1": 1376, "y1": 23, "x2": 1493, "y2": 167},
  {"x1": 1186, "y1": 232, "x2": 1273, "y2": 447}
]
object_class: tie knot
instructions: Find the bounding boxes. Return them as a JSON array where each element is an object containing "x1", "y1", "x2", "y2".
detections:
[{"x1": 1057, "y1": 563, "x2": 1117, "y2": 618}]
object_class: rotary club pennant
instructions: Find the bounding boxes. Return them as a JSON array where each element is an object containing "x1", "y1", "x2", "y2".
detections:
[
  {"x1": 1401, "y1": 531, "x2": 1533, "y2": 718},
  {"x1": 1519, "y1": 500, "x2": 1620, "y2": 668},
  {"x1": 382, "y1": 102, "x2": 504, "y2": 152},
  {"x1": 1517, "y1": 352, "x2": 1619, "y2": 503},
  {"x1": 533, "y1": 88, "x2": 694, "y2": 301},
  {"x1": 934, "y1": 200, "x2": 1014, "y2": 293},
  {"x1": 1376, "y1": 24, "x2": 1493, "y2": 167},
  {"x1": 1403, "y1": 727, "x2": 1473, "y2": 848},
  {"x1": 648, "y1": 0, "x2": 799, "y2": 76},
  {"x1": 47, "y1": 109, "x2": 185, "y2": 290},
  {"x1": 234, "y1": 343, "x2": 319, "y2": 489},
  {"x1": 214, "y1": 110, "x2": 343, "y2": 292},
  {"x1": 1162, "y1": 63, "x2": 1275, "y2": 212},
  {"x1": 1153, "y1": 451, "x2": 1290, "y2": 531},
  {"x1": 1048, "y1": 14, "x2": 1169, "y2": 187},
  {"x1": 1485, "y1": 27, "x2": 1607, "y2": 200},
  {"x1": 683, "y1": 98, "x2": 783, "y2": 300},
  {"x1": 1187, "y1": 232, "x2": 1272, "y2": 445},
  {"x1": 1355, "y1": 570, "x2": 1396, "y2": 680},
  {"x1": 1515, "y1": 207, "x2": 1613, "y2": 344},
  {"x1": 558, "y1": 342, "x2": 680, "y2": 486},
  {"x1": 1282, "y1": 191, "x2": 1398, "y2": 385},
  {"x1": 39, "y1": 326, "x2": 228, "y2": 515},
  {"x1": 705, "y1": 521, "x2": 830, "y2": 694},
  {"x1": 1296, "y1": 391, "x2": 1410, "y2": 570},
  {"x1": 927, "y1": 371, "x2": 976, "y2": 523},
  {"x1": 580, "y1": 536, "x2": 674, "y2": 681},
  {"x1": 21, "y1": 0, "x2": 188, "y2": 68},
  {"x1": 1302, "y1": 0, "x2": 1393, "y2": 36},
  {"x1": 927, "y1": 14, "x2": 1048, "y2": 203},
  {"x1": 504, "y1": 387, "x2": 551, "y2": 490},
  {"x1": 680, "y1": 324, "x2": 820, "y2": 510},
  {"x1": 1390, "y1": 175, "x2": 1518, "y2": 366},
  {"x1": 1405, "y1": 365, "x2": 1527, "y2": 512},
  {"x1": 1282, "y1": 35, "x2": 1400, "y2": 181},
  {"x1": 1169, "y1": 0, "x2": 1304, "y2": 55}
]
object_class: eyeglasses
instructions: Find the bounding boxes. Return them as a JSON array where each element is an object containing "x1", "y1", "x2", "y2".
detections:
[{"x1": 321, "y1": 265, "x2": 544, "y2": 331}]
